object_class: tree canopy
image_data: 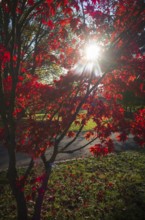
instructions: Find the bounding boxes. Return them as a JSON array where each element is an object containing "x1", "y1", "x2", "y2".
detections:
[{"x1": 0, "y1": 0, "x2": 145, "y2": 219}]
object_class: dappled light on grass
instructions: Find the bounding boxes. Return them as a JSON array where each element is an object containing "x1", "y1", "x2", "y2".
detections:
[{"x1": 70, "y1": 118, "x2": 96, "y2": 131}]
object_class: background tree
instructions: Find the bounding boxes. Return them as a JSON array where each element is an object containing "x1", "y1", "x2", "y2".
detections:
[{"x1": 0, "y1": 0, "x2": 145, "y2": 219}]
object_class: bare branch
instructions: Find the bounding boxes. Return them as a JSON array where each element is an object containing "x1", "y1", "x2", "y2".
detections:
[{"x1": 60, "y1": 136, "x2": 99, "y2": 154}]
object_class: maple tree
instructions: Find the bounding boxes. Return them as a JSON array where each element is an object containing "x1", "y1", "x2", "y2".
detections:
[{"x1": 0, "y1": 0, "x2": 145, "y2": 219}]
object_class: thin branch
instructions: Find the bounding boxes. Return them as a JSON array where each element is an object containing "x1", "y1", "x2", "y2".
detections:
[
  {"x1": 18, "y1": 0, "x2": 44, "y2": 27},
  {"x1": 55, "y1": 74, "x2": 95, "y2": 146},
  {"x1": 60, "y1": 136, "x2": 99, "y2": 154},
  {"x1": 59, "y1": 124, "x2": 84, "y2": 152},
  {"x1": 22, "y1": 158, "x2": 34, "y2": 184},
  {"x1": 41, "y1": 154, "x2": 47, "y2": 170}
]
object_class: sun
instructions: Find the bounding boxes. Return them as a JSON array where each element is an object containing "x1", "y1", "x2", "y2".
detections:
[
  {"x1": 85, "y1": 43, "x2": 101, "y2": 61},
  {"x1": 73, "y1": 42, "x2": 102, "y2": 77}
]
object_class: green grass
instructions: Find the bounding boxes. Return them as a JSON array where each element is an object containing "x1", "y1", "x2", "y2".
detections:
[
  {"x1": 36, "y1": 112, "x2": 96, "y2": 131},
  {"x1": 0, "y1": 150, "x2": 145, "y2": 219},
  {"x1": 22, "y1": 113, "x2": 97, "y2": 131},
  {"x1": 34, "y1": 114, "x2": 97, "y2": 131},
  {"x1": 70, "y1": 119, "x2": 96, "y2": 131}
]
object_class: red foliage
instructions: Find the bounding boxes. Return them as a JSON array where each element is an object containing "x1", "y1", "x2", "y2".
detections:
[
  {"x1": 0, "y1": 44, "x2": 10, "y2": 68},
  {"x1": 27, "y1": 0, "x2": 34, "y2": 5},
  {"x1": 90, "y1": 144, "x2": 110, "y2": 157},
  {"x1": 67, "y1": 131, "x2": 75, "y2": 138},
  {"x1": 0, "y1": 0, "x2": 144, "y2": 159},
  {"x1": 131, "y1": 109, "x2": 145, "y2": 146},
  {"x1": 85, "y1": 131, "x2": 94, "y2": 140},
  {"x1": 0, "y1": 1, "x2": 145, "y2": 219}
]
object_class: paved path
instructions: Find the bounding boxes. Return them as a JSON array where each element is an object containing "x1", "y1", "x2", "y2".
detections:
[{"x1": 0, "y1": 133, "x2": 139, "y2": 171}]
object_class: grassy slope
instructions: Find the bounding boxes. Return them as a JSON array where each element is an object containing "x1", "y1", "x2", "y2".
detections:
[{"x1": 0, "y1": 150, "x2": 145, "y2": 219}]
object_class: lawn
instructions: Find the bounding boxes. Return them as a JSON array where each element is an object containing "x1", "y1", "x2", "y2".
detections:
[
  {"x1": 34, "y1": 113, "x2": 97, "y2": 131},
  {"x1": 0, "y1": 150, "x2": 145, "y2": 219},
  {"x1": 70, "y1": 118, "x2": 96, "y2": 131}
]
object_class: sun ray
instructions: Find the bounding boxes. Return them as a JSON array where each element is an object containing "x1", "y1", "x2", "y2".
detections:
[{"x1": 73, "y1": 42, "x2": 102, "y2": 77}]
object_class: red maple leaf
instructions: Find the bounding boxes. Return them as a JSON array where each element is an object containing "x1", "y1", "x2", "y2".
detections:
[{"x1": 67, "y1": 131, "x2": 75, "y2": 138}]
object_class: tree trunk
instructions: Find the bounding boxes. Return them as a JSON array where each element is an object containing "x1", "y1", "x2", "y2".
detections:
[
  {"x1": 8, "y1": 162, "x2": 28, "y2": 220},
  {"x1": 15, "y1": 189, "x2": 28, "y2": 220},
  {"x1": 32, "y1": 164, "x2": 52, "y2": 220},
  {"x1": 7, "y1": 134, "x2": 28, "y2": 220}
]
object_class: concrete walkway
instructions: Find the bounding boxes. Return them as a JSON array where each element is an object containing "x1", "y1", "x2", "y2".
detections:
[{"x1": 0, "y1": 133, "x2": 139, "y2": 171}]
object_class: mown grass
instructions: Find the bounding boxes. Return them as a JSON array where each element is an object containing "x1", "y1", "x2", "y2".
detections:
[
  {"x1": 70, "y1": 119, "x2": 96, "y2": 131},
  {"x1": 35, "y1": 113, "x2": 96, "y2": 131},
  {"x1": 34, "y1": 113, "x2": 97, "y2": 131},
  {"x1": 0, "y1": 150, "x2": 145, "y2": 219}
]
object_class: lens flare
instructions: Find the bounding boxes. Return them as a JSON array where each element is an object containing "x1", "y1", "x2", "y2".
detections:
[
  {"x1": 85, "y1": 43, "x2": 101, "y2": 61},
  {"x1": 73, "y1": 42, "x2": 102, "y2": 77}
]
